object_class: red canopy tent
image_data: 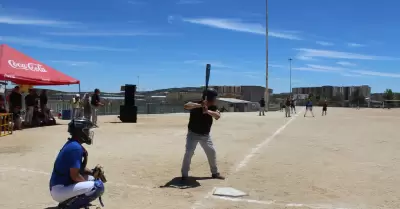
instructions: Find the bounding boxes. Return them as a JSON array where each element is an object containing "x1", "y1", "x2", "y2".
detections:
[{"x1": 0, "y1": 44, "x2": 79, "y2": 86}]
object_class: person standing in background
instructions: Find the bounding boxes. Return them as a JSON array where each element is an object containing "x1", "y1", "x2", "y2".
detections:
[
  {"x1": 258, "y1": 97, "x2": 265, "y2": 116},
  {"x1": 9, "y1": 86, "x2": 22, "y2": 130},
  {"x1": 73, "y1": 94, "x2": 82, "y2": 119},
  {"x1": 290, "y1": 97, "x2": 296, "y2": 114},
  {"x1": 83, "y1": 93, "x2": 92, "y2": 120},
  {"x1": 70, "y1": 95, "x2": 76, "y2": 119},
  {"x1": 91, "y1": 89, "x2": 103, "y2": 127},
  {"x1": 322, "y1": 100, "x2": 328, "y2": 116},
  {"x1": 25, "y1": 89, "x2": 36, "y2": 126},
  {"x1": 40, "y1": 90, "x2": 48, "y2": 120},
  {"x1": 285, "y1": 97, "x2": 291, "y2": 117},
  {"x1": 304, "y1": 99, "x2": 315, "y2": 117}
]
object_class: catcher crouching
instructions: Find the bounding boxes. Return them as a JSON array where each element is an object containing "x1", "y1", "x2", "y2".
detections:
[{"x1": 49, "y1": 118, "x2": 107, "y2": 209}]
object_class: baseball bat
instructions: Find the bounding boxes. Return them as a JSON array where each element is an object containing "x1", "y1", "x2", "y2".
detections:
[{"x1": 203, "y1": 64, "x2": 211, "y2": 101}]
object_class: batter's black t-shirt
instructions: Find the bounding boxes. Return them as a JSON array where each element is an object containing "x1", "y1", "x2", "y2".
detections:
[{"x1": 188, "y1": 102, "x2": 217, "y2": 135}]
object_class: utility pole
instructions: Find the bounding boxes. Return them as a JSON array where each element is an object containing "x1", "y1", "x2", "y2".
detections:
[
  {"x1": 265, "y1": 0, "x2": 269, "y2": 111},
  {"x1": 288, "y1": 58, "x2": 292, "y2": 94},
  {"x1": 137, "y1": 76, "x2": 140, "y2": 91}
]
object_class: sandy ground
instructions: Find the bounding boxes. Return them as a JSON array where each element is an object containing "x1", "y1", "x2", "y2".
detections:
[{"x1": 0, "y1": 107, "x2": 399, "y2": 209}]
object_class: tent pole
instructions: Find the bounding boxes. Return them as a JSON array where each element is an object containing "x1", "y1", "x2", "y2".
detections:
[{"x1": 78, "y1": 83, "x2": 81, "y2": 95}]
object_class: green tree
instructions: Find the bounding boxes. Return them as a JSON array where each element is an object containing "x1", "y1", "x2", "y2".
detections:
[
  {"x1": 383, "y1": 89, "x2": 395, "y2": 108},
  {"x1": 383, "y1": 89, "x2": 395, "y2": 100}
]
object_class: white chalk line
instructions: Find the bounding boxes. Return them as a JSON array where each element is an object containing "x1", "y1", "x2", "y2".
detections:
[
  {"x1": 191, "y1": 110, "x2": 303, "y2": 209},
  {"x1": 0, "y1": 165, "x2": 155, "y2": 191},
  {"x1": 210, "y1": 195, "x2": 352, "y2": 209}
]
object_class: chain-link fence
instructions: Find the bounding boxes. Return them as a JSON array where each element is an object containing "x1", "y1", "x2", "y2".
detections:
[{"x1": 47, "y1": 99, "x2": 188, "y2": 116}]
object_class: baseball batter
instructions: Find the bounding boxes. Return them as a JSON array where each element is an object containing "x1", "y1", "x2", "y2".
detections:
[{"x1": 180, "y1": 89, "x2": 225, "y2": 181}]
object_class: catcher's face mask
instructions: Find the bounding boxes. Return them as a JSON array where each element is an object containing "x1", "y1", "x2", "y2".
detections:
[{"x1": 69, "y1": 118, "x2": 94, "y2": 145}]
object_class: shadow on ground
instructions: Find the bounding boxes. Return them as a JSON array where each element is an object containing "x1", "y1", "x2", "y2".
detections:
[{"x1": 160, "y1": 176, "x2": 213, "y2": 189}]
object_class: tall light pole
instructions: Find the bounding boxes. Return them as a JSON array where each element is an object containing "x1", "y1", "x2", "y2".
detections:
[
  {"x1": 265, "y1": 0, "x2": 269, "y2": 111},
  {"x1": 288, "y1": 58, "x2": 292, "y2": 94},
  {"x1": 137, "y1": 76, "x2": 140, "y2": 91}
]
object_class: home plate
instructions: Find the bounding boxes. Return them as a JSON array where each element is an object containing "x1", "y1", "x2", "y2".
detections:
[{"x1": 213, "y1": 187, "x2": 247, "y2": 197}]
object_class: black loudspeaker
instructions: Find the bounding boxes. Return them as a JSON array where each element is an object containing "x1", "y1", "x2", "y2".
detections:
[
  {"x1": 119, "y1": 105, "x2": 137, "y2": 123},
  {"x1": 124, "y1": 84, "x2": 136, "y2": 106}
]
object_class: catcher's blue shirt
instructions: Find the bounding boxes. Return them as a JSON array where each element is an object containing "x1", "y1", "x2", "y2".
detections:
[{"x1": 50, "y1": 140, "x2": 84, "y2": 187}]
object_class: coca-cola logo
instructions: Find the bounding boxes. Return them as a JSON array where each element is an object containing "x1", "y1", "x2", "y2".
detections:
[{"x1": 8, "y1": 60, "x2": 47, "y2": 72}]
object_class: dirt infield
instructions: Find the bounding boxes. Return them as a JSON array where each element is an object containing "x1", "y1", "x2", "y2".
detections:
[{"x1": 0, "y1": 107, "x2": 399, "y2": 209}]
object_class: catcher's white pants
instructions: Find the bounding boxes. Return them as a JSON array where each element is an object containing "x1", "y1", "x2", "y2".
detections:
[
  {"x1": 50, "y1": 176, "x2": 95, "y2": 203},
  {"x1": 181, "y1": 131, "x2": 218, "y2": 177}
]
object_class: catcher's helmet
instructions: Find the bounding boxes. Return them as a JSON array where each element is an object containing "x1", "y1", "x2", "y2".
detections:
[{"x1": 68, "y1": 118, "x2": 94, "y2": 145}]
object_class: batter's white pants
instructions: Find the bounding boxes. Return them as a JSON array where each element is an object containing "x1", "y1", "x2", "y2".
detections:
[
  {"x1": 50, "y1": 176, "x2": 95, "y2": 203},
  {"x1": 181, "y1": 131, "x2": 218, "y2": 177}
]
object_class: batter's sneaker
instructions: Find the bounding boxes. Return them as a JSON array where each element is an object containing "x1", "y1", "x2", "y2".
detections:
[{"x1": 212, "y1": 173, "x2": 225, "y2": 180}]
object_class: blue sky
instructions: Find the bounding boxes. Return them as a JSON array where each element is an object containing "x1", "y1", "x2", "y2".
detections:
[{"x1": 1, "y1": 0, "x2": 399, "y2": 93}]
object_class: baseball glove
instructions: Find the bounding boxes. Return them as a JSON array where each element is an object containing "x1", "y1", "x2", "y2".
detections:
[{"x1": 92, "y1": 164, "x2": 107, "y2": 183}]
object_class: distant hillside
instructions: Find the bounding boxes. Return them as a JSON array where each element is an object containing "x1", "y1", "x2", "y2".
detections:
[{"x1": 139, "y1": 87, "x2": 203, "y2": 96}]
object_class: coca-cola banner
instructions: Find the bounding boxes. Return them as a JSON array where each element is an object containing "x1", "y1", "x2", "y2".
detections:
[{"x1": 7, "y1": 60, "x2": 47, "y2": 72}]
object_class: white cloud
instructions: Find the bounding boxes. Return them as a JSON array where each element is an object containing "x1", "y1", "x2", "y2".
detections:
[
  {"x1": 306, "y1": 64, "x2": 345, "y2": 72},
  {"x1": 269, "y1": 31, "x2": 302, "y2": 40},
  {"x1": 0, "y1": 15, "x2": 77, "y2": 27},
  {"x1": 0, "y1": 36, "x2": 133, "y2": 51},
  {"x1": 348, "y1": 43, "x2": 365, "y2": 47},
  {"x1": 180, "y1": 17, "x2": 301, "y2": 40},
  {"x1": 177, "y1": 0, "x2": 203, "y2": 4},
  {"x1": 291, "y1": 67, "x2": 331, "y2": 72},
  {"x1": 316, "y1": 41, "x2": 334, "y2": 46},
  {"x1": 291, "y1": 64, "x2": 346, "y2": 73},
  {"x1": 42, "y1": 31, "x2": 170, "y2": 37},
  {"x1": 351, "y1": 70, "x2": 400, "y2": 78},
  {"x1": 336, "y1": 61, "x2": 356, "y2": 67},
  {"x1": 295, "y1": 48, "x2": 396, "y2": 60},
  {"x1": 296, "y1": 55, "x2": 315, "y2": 61},
  {"x1": 340, "y1": 73, "x2": 363, "y2": 77}
]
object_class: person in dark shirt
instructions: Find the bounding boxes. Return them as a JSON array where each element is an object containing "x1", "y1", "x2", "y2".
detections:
[
  {"x1": 290, "y1": 98, "x2": 296, "y2": 114},
  {"x1": 285, "y1": 97, "x2": 291, "y2": 117},
  {"x1": 9, "y1": 86, "x2": 22, "y2": 111},
  {"x1": 0, "y1": 95, "x2": 7, "y2": 113},
  {"x1": 322, "y1": 100, "x2": 328, "y2": 116},
  {"x1": 25, "y1": 89, "x2": 37, "y2": 126},
  {"x1": 9, "y1": 86, "x2": 22, "y2": 130},
  {"x1": 40, "y1": 90, "x2": 48, "y2": 112},
  {"x1": 181, "y1": 88, "x2": 224, "y2": 181},
  {"x1": 90, "y1": 89, "x2": 103, "y2": 127},
  {"x1": 259, "y1": 97, "x2": 266, "y2": 116}
]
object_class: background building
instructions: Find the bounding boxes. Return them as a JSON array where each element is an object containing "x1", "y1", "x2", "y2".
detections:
[
  {"x1": 212, "y1": 85, "x2": 273, "y2": 102},
  {"x1": 292, "y1": 85, "x2": 371, "y2": 100}
]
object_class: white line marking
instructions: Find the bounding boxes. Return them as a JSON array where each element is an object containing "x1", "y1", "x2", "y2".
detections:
[
  {"x1": 0, "y1": 165, "x2": 154, "y2": 191},
  {"x1": 235, "y1": 113, "x2": 299, "y2": 172},
  {"x1": 210, "y1": 195, "x2": 352, "y2": 209},
  {"x1": 191, "y1": 111, "x2": 303, "y2": 209}
]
